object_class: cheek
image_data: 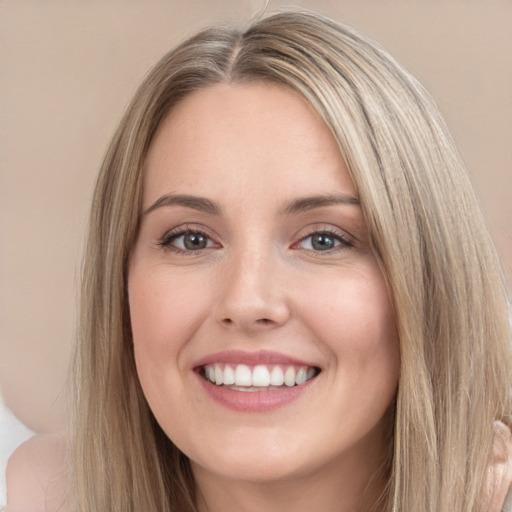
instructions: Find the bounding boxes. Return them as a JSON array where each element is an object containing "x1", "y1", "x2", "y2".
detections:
[
  {"x1": 128, "y1": 267, "x2": 204, "y2": 430},
  {"x1": 298, "y1": 265, "x2": 399, "y2": 383},
  {"x1": 304, "y1": 270, "x2": 399, "y2": 445},
  {"x1": 128, "y1": 267, "x2": 209, "y2": 362}
]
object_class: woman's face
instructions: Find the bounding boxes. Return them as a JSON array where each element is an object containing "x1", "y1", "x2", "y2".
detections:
[{"x1": 129, "y1": 82, "x2": 399, "y2": 487}]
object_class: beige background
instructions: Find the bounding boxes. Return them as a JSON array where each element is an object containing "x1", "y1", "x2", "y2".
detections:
[{"x1": 1, "y1": 1, "x2": 511, "y2": 435}]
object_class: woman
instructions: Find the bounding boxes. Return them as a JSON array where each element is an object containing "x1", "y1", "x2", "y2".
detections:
[{"x1": 7, "y1": 9, "x2": 512, "y2": 512}]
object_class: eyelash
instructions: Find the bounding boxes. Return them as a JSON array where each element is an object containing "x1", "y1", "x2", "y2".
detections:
[
  {"x1": 295, "y1": 228, "x2": 354, "y2": 253},
  {"x1": 157, "y1": 226, "x2": 354, "y2": 255},
  {"x1": 158, "y1": 225, "x2": 217, "y2": 255}
]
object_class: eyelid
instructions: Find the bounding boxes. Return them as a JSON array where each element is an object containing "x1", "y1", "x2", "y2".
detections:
[
  {"x1": 292, "y1": 225, "x2": 355, "y2": 252},
  {"x1": 158, "y1": 224, "x2": 220, "y2": 253},
  {"x1": 156, "y1": 223, "x2": 355, "y2": 255}
]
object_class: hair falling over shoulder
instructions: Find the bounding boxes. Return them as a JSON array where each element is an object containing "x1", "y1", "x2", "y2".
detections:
[{"x1": 70, "y1": 9, "x2": 512, "y2": 512}]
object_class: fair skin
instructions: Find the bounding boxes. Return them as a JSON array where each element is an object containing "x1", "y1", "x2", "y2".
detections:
[
  {"x1": 6, "y1": 431, "x2": 69, "y2": 512},
  {"x1": 128, "y1": 82, "x2": 400, "y2": 512},
  {"x1": 6, "y1": 81, "x2": 512, "y2": 512}
]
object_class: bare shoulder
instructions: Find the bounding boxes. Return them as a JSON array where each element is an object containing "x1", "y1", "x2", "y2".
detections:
[{"x1": 6, "y1": 431, "x2": 70, "y2": 512}]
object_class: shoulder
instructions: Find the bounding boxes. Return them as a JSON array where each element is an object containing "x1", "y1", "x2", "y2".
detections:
[{"x1": 6, "y1": 431, "x2": 69, "y2": 512}]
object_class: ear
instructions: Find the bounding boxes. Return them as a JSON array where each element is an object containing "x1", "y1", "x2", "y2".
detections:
[
  {"x1": 6, "y1": 432, "x2": 68, "y2": 512},
  {"x1": 487, "y1": 421, "x2": 512, "y2": 512}
]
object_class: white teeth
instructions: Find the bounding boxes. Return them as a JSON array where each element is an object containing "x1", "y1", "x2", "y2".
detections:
[
  {"x1": 223, "y1": 365, "x2": 235, "y2": 385},
  {"x1": 203, "y1": 363, "x2": 318, "y2": 388},
  {"x1": 214, "y1": 364, "x2": 223, "y2": 385},
  {"x1": 234, "y1": 364, "x2": 252, "y2": 386},
  {"x1": 252, "y1": 365, "x2": 270, "y2": 386},
  {"x1": 284, "y1": 366, "x2": 296, "y2": 387},
  {"x1": 295, "y1": 367, "x2": 307, "y2": 385},
  {"x1": 270, "y1": 366, "x2": 284, "y2": 386}
]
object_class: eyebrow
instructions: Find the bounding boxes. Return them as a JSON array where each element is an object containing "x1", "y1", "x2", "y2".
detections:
[
  {"x1": 144, "y1": 194, "x2": 221, "y2": 216},
  {"x1": 143, "y1": 192, "x2": 360, "y2": 217},
  {"x1": 280, "y1": 194, "x2": 360, "y2": 215}
]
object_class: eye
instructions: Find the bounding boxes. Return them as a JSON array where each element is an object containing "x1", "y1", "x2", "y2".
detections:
[
  {"x1": 297, "y1": 231, "x2": 352, "y2": 252},
  {"x1": 159, "y1": 228, "x2": 217, "y2": 253}
]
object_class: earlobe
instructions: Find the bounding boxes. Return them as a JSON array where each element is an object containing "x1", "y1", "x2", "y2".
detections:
[
  {"x1": 493, "y1": 421, "x2": 512, "y2": 463},
  {"x1": 488, "y1": 421, "x2": 512, "y2": 512}
]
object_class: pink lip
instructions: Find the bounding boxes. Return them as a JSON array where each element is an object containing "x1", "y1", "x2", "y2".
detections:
[
  {"x1": 192, "y1": 349, "x2": 314, "y2": 368},
  {"x1": 192, "y1": 350, "x2": 319, "y2": 413},
  {"x1": 195, "y1": 373, "x2": 316, "y2": 412}
]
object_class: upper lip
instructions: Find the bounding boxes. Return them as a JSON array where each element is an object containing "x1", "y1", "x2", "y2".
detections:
[{"x1": 192, "y1": 349, "x2": 319, "y2": 369}]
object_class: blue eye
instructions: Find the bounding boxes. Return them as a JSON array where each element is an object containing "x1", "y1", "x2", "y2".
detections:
[
  {"x1": 298, "y1": 232, "x2": 351, "y2": 252},
  {"x1": 160, "y1": 229, "x2": 215, "y2": 252}
]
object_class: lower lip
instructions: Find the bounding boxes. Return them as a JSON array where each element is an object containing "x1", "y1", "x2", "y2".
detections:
[{"x1": 195, "y1": 373, "x2": 315, "y2": 412}]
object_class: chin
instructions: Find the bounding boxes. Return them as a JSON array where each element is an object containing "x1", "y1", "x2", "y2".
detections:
[
  {"x1": 187, "y1": 434, "x2": 333, "y2": 486},
  {"x1": 191, "y1": 454, "x2": 311, "y2": 484}
]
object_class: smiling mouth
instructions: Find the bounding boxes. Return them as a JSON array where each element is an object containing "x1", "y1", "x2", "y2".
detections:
[{"x1": 200, "y1": 363, "x2": 321, "y2": 390}]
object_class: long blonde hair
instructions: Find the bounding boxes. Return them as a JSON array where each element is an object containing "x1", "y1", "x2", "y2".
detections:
[{"x1": 72, "y1": 9, "x2": 511, "y2": 512}]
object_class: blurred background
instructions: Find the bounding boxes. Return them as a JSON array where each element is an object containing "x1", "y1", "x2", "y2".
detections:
[{"x1": 1, "y1": 0, "x2": 511, "y2": 505}]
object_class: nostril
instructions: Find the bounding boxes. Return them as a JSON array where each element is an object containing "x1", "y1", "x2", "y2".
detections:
[{"x1": 220, "y1": 317, "x2": 273, "y2": 328}]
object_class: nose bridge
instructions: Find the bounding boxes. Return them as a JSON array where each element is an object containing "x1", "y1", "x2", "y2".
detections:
[{"x1": 215, "y1": 236, "x2": 289, "y2": 330}]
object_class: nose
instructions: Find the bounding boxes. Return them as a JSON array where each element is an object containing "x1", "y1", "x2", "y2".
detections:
[{"x1": 214, "y1": 247, "x2": 291, "y2": 333}]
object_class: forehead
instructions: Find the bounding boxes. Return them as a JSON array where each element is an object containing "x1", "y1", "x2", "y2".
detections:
[{"x1": 143, "y1": 82, "x2": 356, "y2": 207}]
